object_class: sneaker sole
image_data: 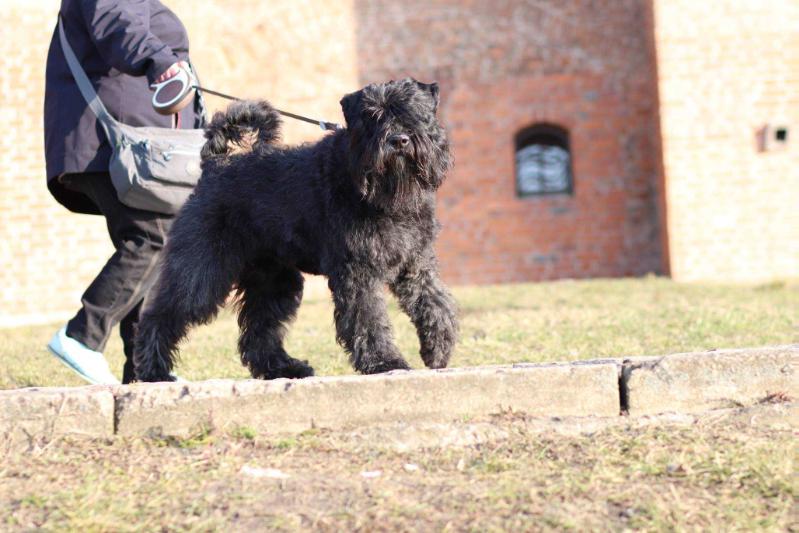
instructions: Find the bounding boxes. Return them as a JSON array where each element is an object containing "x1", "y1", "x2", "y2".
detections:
[{"x1": 48, "y1": 345, "x2": 102, "y2": 385}]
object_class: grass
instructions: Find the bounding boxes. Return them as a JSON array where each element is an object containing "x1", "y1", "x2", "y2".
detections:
[
  {"x1": 1, "y1": 277, "x2": 796, "y2": 530},
  {"x1": 1, "y1": 277, "x2": 797, "y2": 389},
  {"x1": 2, "y1": 404, "x2": 796, "y2": 531}
]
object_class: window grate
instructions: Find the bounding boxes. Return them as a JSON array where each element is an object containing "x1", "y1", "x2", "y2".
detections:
[{"x1": 515, "y1": 124, "x2": 573, "y2": 197}]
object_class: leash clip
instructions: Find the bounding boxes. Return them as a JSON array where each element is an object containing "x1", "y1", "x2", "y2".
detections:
[{"x1": 320, "y1": 121, "x2": 344, "y2": 132}]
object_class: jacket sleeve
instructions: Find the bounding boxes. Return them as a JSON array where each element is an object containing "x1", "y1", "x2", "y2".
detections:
[{"x1": 79, "y1": 0, "x2": 179, "y2": 84}]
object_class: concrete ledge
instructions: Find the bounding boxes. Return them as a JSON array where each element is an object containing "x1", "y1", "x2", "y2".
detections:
[
  {"x1": 0, "y1": 387, "x2": 115, "y2": 444},
  {"x1": 623, "y1": 345, "x2": 798, "y2": 415},
  {"x1": 1, "y1": 345, "x2": 795, "y2": 444},
  {"x1": 114, "y1": 362, "x2": 620, "y2": 438}
]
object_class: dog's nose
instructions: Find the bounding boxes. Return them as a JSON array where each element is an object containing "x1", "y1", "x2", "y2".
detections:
[{"x1": 388, "y1": 134, "x2": 410, "y2": 149}]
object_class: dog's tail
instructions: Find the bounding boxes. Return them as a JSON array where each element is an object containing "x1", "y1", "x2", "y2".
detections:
[{"x1": 201, "y1": 100, "x2": 282, "y2": 161}]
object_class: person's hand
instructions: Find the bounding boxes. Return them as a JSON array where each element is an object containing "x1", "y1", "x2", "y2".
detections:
[{"x1": 152, "y1": 60, "x2": 190, "y2": 87}]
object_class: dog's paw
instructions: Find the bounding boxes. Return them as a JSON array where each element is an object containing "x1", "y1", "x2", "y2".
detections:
[
  {"x1": 260, "y1": 358, "x2": 315, "y2": 380},
  {"x1": 360, "y1": 357, "x2": 411, "y2": 375},
  {"x1": 421, "y1": 349, "x2": 451, "y2": 369},
  {"x1": 281, "y1": 358, "x2": 316, "y2": 379},
  {"x1": 135, "y1": 372, "x2": 176, "y2": 383},
  {"x1": 420, "y1": 331, "x2": 456, "y2": 369},
  {"x1": 423, "y1": 357, "x2": 449, "y2": 370}
]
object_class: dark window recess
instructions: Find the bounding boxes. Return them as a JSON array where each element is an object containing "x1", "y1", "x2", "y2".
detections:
[
  {"x1": 515, "y1": 124, "x2": 573, "y2": 196},
  {"x1": 757, "y1": 124, "x2": 790, "y2": 152}
]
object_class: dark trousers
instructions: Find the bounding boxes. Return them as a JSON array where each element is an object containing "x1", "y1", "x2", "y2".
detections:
[{"x1": 62, "y1": 172, "x2": 172, "y2": 383}]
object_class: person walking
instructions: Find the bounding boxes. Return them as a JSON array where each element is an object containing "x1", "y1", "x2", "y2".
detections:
[{"x1": 44, "y1": 0, "x2": 205, "y2": 384}]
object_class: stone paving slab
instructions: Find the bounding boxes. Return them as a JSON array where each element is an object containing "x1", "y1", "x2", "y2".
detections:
[
  {"x1": 114, "y1": 362, "x2": 620, "y2": 438},
  {"x1": 0, "y1": 387, "x2": 114, "y2": 445},
  {"x1": 623, "y1": 345, "x2": 798, "y2": 415}
]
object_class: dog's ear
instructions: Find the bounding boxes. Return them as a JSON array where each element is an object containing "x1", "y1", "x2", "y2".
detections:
[
  {"x1": 339, "y1": 91, "x2": 361, "y2": 126},
  {"x1": 415, "y1": 80, "x2": 440, "y2": 114}
]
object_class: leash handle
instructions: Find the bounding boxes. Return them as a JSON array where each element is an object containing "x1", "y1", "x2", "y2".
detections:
[
  {"x1": 151, "y1": 67, "x2": 196, "y2": 115},
  {"x1": 194, "y1": 86, "x2": 342, "y2": 131}
]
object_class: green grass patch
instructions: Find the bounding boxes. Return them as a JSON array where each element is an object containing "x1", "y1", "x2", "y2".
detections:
[{"x1": 1, "y1": 277, "x2": 797, "y2": 388}]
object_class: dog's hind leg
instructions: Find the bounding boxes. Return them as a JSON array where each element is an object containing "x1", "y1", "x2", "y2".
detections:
[
  {"x1": 134, "y1": 227, "x2": 241, "y2": 382},
  {"x1": 236, "y1": 263, "x2": 314, "y2": 380},
  {"x1": 329, "y1": 272, "x2": 411, "y2": 374}
]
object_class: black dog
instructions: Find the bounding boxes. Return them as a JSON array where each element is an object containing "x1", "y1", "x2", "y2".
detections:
[{"x1": 133, "y1": 78, "x2": 458, "y2": 382}]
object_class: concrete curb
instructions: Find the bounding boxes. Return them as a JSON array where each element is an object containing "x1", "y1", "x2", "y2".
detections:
[
  {"x1": 622, "y1": 345, "x2": 797, "y2": 415},
  {"x1": 0, "y1": 345, "x2": 796, "y2": 444},
  {"x1": 114, "y1": 362, "x2": 619, "y2": 438}
]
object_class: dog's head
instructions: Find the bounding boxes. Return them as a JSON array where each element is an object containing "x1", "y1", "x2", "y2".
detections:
[{"x1": 340, "y1": 78, "x2": 452, "y2": 210}]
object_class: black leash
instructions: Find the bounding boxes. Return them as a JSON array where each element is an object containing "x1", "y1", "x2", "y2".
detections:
[{"x1": 194, "y1": 86, "x2": 343, "y2": 132}]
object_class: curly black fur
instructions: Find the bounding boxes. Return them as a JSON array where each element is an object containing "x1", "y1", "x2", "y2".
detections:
[{"x1": 133, "y1": 78, "x2": 458, "y2": 382}]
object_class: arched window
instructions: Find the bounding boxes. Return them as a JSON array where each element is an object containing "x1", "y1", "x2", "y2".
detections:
[{"x1": 515, "y1": 124, "x2": 573, "y2": 196}]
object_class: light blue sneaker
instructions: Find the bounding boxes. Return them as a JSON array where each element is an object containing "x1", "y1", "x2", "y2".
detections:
[{"x1": 47, "y1": 327, "x2": 120, "y2": 385}]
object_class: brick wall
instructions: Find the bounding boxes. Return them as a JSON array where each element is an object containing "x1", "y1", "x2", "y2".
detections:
[
  {"x1": 0, "y1": 1, "x2": 104, "y2": 326},
  {"x1": 653, "y1": 0, "x2": 799, "y2": 282},
  {"x1": 2, "y1": 0, "x2": 795, "y2": 326},
  {"x1": 353, "y1": 0, "x2": 664, "y2": 284},
  {"x1": 0, "y1": 0, "x2": 358, "y2": 326}
]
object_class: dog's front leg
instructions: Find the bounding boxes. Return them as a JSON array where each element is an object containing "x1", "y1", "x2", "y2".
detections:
[
  {"x1": 329, "y1": 272, "x2": 411, "y2": 374},
  {"x1": 390, "y1": 254, "x2": 458, "y2": 369}
]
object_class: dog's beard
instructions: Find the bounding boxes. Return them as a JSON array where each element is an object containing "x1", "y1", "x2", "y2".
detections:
[
  {"x1": 353, "y1": 134, "x2": 448, "y2": 211},
  {"x1": 359, "y1": 154, "x2": 418, "y2": 210}
]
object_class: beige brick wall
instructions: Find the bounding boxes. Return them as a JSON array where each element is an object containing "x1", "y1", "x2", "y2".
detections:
[
  {"x1": 653, "y1": 0, "x2": 799, "y2": 282},
  {"x1": 0, "y1": 1, "x2": 103, "y2": 326},
  {"x1": 2, "y1": 0, "x2": 797, "y2": 326},
  {"x1": 0, "y1": 0, "x2": 358, "y2": 326}
]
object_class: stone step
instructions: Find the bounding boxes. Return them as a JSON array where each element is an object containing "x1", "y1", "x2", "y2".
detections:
[
  {"x1": 114, "y1": 362, "x2": 619, "y2": 438},
  {"x1": 622, "y1": 344, "x2": 797, "y2": 415},
  {"x1": 0, "y1": 344, "x2": 795, "y2": 445},
  {"x1": 0, "y1": 387, "x2": 114, "y2": 446}
]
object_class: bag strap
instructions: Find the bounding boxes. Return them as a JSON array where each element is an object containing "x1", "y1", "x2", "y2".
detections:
[{"x1": 57, "y1": 15, "x2": 121, "y2": 145}]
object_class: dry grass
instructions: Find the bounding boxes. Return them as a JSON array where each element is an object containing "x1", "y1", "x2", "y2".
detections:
[{"x1": 2, "y1": 404, "x2": 796, "y2": 531}]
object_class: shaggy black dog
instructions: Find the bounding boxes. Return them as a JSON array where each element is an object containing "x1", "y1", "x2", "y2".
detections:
[{"x1": 133, "y1": 78, "x2": 458, "y2": 382}]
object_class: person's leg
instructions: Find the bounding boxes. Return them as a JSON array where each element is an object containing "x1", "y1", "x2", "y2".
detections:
[
  {"x1": 55, "y1": 172, "x2": 172, "y2": 382},
  {"x1": 63, "y1": 173, "x2": 171, "y2": 351}
]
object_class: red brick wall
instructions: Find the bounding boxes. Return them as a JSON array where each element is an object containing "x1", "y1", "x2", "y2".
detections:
[{"x1": 353, "y1": 0, "x2": 664, "y2": 283}]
